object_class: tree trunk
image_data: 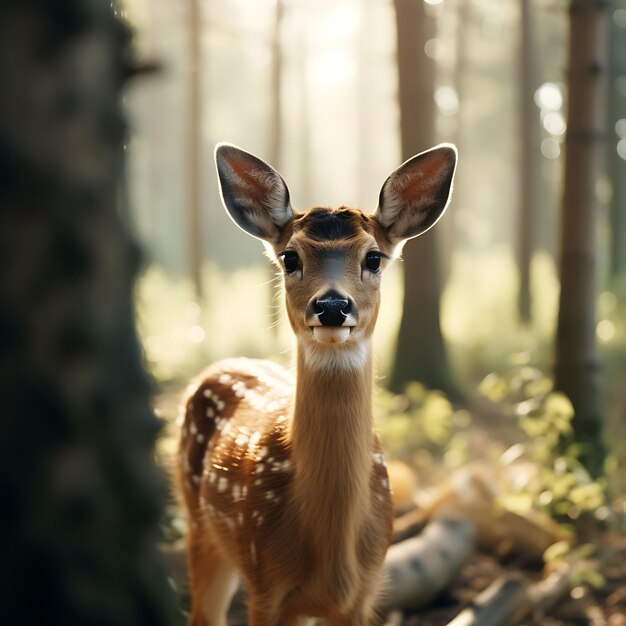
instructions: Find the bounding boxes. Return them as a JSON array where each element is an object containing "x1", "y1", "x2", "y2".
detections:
[
  {"x1": 608, "y1": 2, "x2": 626, "y2": 283},
  {"x1": 269, "y1": 0, "x2": 284, "y2": 338},
  {"x1": 391, "y1": 0, "x2": 457, "y2": 397},
  {"x1": 188, "y1": 0, "x2": 204, "y2": 301},
  {"x1": 517, "y1": 0, "x2": 539, "y2": 324},
  {"x1": 554, "y1": 0, "x2": 608, "y2": 477},
  {"x1": 0, "y1": 2, "x2": 177, "y2": 624}
]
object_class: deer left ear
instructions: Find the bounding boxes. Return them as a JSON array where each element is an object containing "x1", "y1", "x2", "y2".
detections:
[
  {"x1": 374, "y1": 144, "x2": 457, "y2": 245},
  {"x1": 215, "y1": 143, "x2": 294, "y2": 243}
]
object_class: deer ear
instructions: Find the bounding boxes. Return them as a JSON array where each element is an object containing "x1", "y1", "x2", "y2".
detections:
[
  {"x1": 374, "y1": 144, "x2": 457, "y2": 245},
  {"x1": 215, "y1": 143, "x2": 294, "y2": 243}
]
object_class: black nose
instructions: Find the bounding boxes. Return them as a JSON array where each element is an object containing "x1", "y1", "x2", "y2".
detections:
[{"x1": 314, "y1": 290, "x2": 352, "y2": 327}]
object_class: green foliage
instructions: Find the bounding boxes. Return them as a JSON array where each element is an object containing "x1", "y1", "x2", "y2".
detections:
[
  {"x1": 135, "y1": 263, "x2": 287, "y2": 382},
  {"x1": 543, "y1": 541, "x2": 606, "y2": 589},
  {"x1": 480, "y1": 368, "x2": 608, "y2": 522},
  {"x1": 375, "y1": 382, "x2": 469, "y2": 469}
]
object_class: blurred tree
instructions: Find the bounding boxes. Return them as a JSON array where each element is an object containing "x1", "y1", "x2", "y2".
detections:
[
  {"x1": 269, "y1": 0, "x2": 284, "y2": 337},
  {"x1": 608, "y1": 1, "x2": 626, "y2": 283},
  {"x1": 554, "y1": 0, "x2": 608, "y2": 477},
  {"x1": 0, "y1": 1, "x2": 177, "y2": 624},
  {"x1": 269, "y1": 0, "x2": 283, "y2": 174},
  {"x1": 188, "y1": 0, "x2": 204, "y2": 300},
  {"x1": 518, "y1": 0, "x2": 540, "y2": 323},
  {"x1": 390, "y1": 0, "x2": 457, "y2": 397}
]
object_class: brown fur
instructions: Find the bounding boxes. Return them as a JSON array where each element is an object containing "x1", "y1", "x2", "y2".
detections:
[
  {"x1": 176, "y1": 208, "x2": 394, "y2": 626},
  {"x1": 176, "y1": 142, "x2": 456, "y2": 626}
]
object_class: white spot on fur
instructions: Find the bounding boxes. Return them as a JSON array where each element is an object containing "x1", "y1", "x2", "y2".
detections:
[
  {"x1": 255, "y1": 464, "x2": 265, "y2": 474},
  {"x1": 271, "y1": 459, "x2": 291, "y2": 472},
  {"x1": 256, "y1": 447, "x2": 268, "y2": 459},
  {"x1": 254, "y1": 478, "x2": 262, "y2": 486},
  {"x1": 232, "y1": 483, "x2": 241, "y2": 501},
  {"x1": 219, "y1": 374, "x2": 232, "y2": 384},
  {"x1": 232, "y1": 381, "x2": 246, "y2": 398},
  {"x1": 206, "y1": 407, "x2": 214, "y2": 418},
  {"x1": 196, "y1": 433, "x2": 204, "y2": 443},
  {"x1": 265, "y1": 490, "x2": 274, "y2": 500},
  {"x1": 373, "y1": 452, "x2": 387, "y2": 467},
  {"x1": 216, "y1": 400, "x2": 225, "y2": 411},
  {"x1": 235, "y1": 433, "x2": 248, "y2": 447},
  {"x1": 218, "y1": 477, "x2": 228, "y2": 493},
  {"x1": 382, "y1": 478, "x2": 389, "y2": 489},
  {"x1": 190, "y1": 422, "x2": 197, "y2": 436}
]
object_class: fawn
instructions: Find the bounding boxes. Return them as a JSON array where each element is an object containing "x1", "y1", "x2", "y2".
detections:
[{"x1": 176, "y1": 143, "x2": 457, "y2": 626}]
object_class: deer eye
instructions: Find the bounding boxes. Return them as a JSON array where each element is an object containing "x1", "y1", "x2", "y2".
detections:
[
  {"x1": 280, "y1": 251, "x2": 299, "y2": 273},
  {"x1": 365, "y1": 251, "x2": 381, "y2": 273}
]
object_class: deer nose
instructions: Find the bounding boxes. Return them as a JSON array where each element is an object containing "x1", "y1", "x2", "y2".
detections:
[{"x1": 313, "y1": 290, "x2": 352, "y2": 327}]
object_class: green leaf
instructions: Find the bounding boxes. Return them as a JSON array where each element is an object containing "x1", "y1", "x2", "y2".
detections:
[{"x1": 543, "y1": 540, "x2": 570, "y2": 563}]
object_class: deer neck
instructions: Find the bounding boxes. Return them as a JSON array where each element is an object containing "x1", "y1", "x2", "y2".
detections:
[{"x1": 289, "y1": 340, "x2": 374, "y2": 543}]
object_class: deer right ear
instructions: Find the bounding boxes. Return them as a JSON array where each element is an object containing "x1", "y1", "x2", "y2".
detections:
[
  {"x1": 215, "y1": 143, "x2": 294, "y2": 243},
  {"x1": 374, "y1": 144, "x2": 457, "y2": 246}
]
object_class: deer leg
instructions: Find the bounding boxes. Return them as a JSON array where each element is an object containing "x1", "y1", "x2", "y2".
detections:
[
  {"x1": 186, "y1": 529, "x2": 239, "y2": 626},
  {"x1": 326, "y1": 608, "x2": 371, "y2": 626},
  {"x1": 247, "y1": 596, "x2": 282, "y2": 626}
]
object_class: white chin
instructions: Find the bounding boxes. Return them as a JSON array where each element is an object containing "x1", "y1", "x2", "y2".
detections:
[{"x1": 312, "y1": 326, "x2": 351, "y2": 345}]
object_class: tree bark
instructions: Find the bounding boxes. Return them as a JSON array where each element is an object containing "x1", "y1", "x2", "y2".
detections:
[
  {"x1": 608, "y1": 3, "x2": 626, "y2": 282},
  {"x1": 517, "y1": 0, "x2": 539, "y2": 324},
  {"x1": 391, "y1": 0, "x2": 457, "y2": 397},
  {"x1": 554, "y1": 0, "x2": 608, "y2": 477},
  {"x1": 188, "y1": 0, "x2": 204, "y2": 301},
  {"x1": 0, "y1": 2, "x2": 177, "y2": 624}
]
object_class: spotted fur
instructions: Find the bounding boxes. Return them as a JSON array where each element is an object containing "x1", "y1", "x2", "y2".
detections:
[{"x1": 176, "y1": 143, "x2": 456, "y2": 626}]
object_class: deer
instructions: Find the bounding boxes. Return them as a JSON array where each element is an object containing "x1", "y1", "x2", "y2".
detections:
[{"x1": 176, "y1": 142, "x2": 457, "y2": 626}]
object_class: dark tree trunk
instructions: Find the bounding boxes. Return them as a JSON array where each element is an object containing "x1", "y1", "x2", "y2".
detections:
[
  {"x1": 0, "y1": 2, "x2": 177, "y2": 624},
  {"x1": 517, "y1": 0, "x2": 539, "y2": 324},
  {"x1": 390, "y1": 0, "x2": 457, "y2": 397},
  {"x1": 554, "y1": 0, "x2": 608, "y2": 477}
]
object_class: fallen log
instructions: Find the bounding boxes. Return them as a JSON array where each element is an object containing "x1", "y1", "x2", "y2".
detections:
[
  {"x1": 444, "y1": 575, "x2": 530, "y2": 626},
  {"x1": 393, "y1": 468, "x2": 569, "y2": 562},
  {"x1": 382, "y1": 515, "x2": 476, "y2": 610},
  {"x1": 444, "y1": 562, "x2": 577, "y2": 626}
]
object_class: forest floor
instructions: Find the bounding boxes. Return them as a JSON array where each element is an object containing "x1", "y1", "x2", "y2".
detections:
[
  {"x1": 399, "y1": 528, "x2": 626, "y2": 626},
  {"x1": 155, "y1": 385, "x2": 626, "y2": 626}
]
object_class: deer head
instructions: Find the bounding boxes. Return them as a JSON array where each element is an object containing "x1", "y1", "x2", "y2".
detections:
[{"x1": 215, "y1": 143, "x2": 457, "y2": 370}]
